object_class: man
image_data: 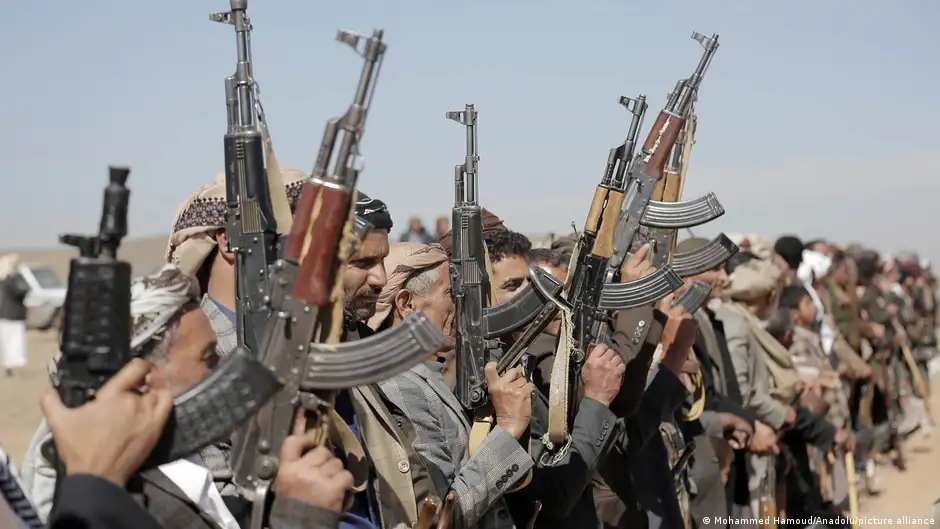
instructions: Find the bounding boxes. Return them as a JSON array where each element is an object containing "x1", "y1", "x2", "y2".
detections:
[
  {"x1": 399, "y1": 217, "x2": 434, "y2": 244},
  {"x1": 494, "y1": 241, "x2": 633, "y2": 529},
  {"x1": 671, "y1": 237, "x2": 757, "y2": 528},
  {"x1": 435, "y1": 216, "x2": 450, "y2": 240},
  {"x1": 0, "y1": 253, "x2": 29, "y2": 377},
  {"x1": 22, "y1": 265, "x2": 351, "y2": 529},
  {"x1": 525, "y1": 241, "x2": 696, "y2": 529},
  {"x1": 714, "y1": 256, "x2": 800, "y2": 516},
  {"x1": 165, "y1": 167, "x2": 309, "y2": 359},
  {"x1": 371, "y1": 242, "x2": 535, "y2": 529},
  {"x1": 774, "y1": 235, "x2": 805, "y2": 283}
]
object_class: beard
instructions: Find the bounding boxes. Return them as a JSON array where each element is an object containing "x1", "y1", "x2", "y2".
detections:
[{"x1": 345, "y1": 284, "x2": 380, "y2": 322}]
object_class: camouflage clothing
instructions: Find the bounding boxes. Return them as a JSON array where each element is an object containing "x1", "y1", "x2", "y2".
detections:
[{"x1": 788, "y1": 326, "x2": 851, "y2": 429}]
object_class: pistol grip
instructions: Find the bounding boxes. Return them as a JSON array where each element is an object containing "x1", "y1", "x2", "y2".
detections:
[{"x1": 291, "y1": 184, "x2": 351, "y2": 306}]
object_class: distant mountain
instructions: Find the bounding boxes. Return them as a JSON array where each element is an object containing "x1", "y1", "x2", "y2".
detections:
[{"x1": 3, "y1": 235, "x2": 169, "y2": 282}]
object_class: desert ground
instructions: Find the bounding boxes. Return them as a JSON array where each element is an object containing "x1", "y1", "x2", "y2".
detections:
[{"x1": 2, "y1": 327, "x2": 938, "y2": 527}]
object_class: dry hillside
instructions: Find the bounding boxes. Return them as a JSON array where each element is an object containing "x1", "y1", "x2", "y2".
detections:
[
  {"x1": 4, "y1": 231, "x2": 561, "y2": 283},
  {"x1": 5, "y1": 235, "x2": 169, "y2": 280}
]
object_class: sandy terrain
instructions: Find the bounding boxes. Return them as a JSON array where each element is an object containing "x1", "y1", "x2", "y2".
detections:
[{"x1": 2, "y1": 329, "x2": 938, "y2": 527}]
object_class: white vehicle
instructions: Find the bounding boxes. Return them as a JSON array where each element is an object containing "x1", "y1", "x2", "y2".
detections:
[{"x1": 19, "y1": 264, "x2": 67, "y2": 330}]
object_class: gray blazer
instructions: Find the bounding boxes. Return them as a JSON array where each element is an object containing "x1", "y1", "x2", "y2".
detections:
[
  {"x1": 379, "y1": 362, "x2": 533, "y2": 529},
  {"x1": 713, "y1": 305, "x2": 787, "y2": 430}
]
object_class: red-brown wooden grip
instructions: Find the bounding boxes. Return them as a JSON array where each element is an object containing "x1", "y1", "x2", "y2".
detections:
[
  {"x1": 284, "y1": 182, "x2": 322, "y2": 261},
  {"x1": 291, "y1": 185, "x2": 351, "y2": 306},
  {"x1": 641, "y1": 111, "x2": 685, "y2": 179}
]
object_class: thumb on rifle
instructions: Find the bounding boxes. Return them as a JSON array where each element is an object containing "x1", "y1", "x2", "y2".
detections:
[
  {"x1": 626, "y1": 244, "x2": 651, "y2": 267},
  {"x1": 484, "y1": 362, "x2": 502, "y2": 387}
]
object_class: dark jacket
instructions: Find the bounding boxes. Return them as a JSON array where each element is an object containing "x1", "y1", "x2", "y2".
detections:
[
  {"x1": 0, "y1": 274, "x2": 29, "y2": 321},
  {"x1": 49, "y1": 475, "x2": 163, "y2": 529},
  {"x1": 506, "y1": 333, "x2": 619, "y2": 529}
]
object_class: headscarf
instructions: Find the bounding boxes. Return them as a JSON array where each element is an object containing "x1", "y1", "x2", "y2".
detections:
[
  {"x1": 367, "y1": 242, "x2": 448, "y2": 331},
  {"x1": 355, "y1": 191, "x2": 394, "y2": 232},
  {"x1": 129, "y1": 264, "x2": 202, "y2": 351},
  {"x1": 797, "y1": 250, "x2": 831, "y2": 285},
  {"x1": 0, "y1": 254, "x2": 21, "y2": 280},
  {"x1": 165, "y1": 168, "x2": 307, "y2": 277},
  {"x1": 725, "y1": 258, "x2": 782, "y2": 303},
  {"x1": 437, "y1": 208, "x2": 507, "y2": 257},
  {"x1": 48, "y1": 264, "x2": 201, "y2": 381}
]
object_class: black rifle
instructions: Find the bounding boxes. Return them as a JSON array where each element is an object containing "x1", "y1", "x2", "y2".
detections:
[
  {"x1": 211, "y1": 0, "x2": 283, "y2": 361},
  {"x1": 446, "y1": 104, "x2": 564, "y2": 411},
  {"x1": 47, "y1": 167, "x2": 283, "y2": 496}
]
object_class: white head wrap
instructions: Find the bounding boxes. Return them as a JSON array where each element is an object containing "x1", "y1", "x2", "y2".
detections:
[
  {"x1": 48, "y1": 264, "x2": 200, "y2": 380},
  {"x1": 797, "y1": 250, "x2": 831, "y2": 285},
  {"x1": 129, "y1": 264, "x2": 201, "y2": 351}
]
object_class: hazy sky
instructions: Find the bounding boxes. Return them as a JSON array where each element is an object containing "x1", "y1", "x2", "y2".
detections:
[{"x1": 2, "y1": 1, "x2": 938, "y2": 262}]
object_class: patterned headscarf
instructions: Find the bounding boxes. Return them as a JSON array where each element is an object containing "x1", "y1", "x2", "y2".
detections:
[
  {"x1": 725, "y1": 258, "x2": 783, "y2": 303},
  {"x1": 367, "y1": 242, "x2": 449, "y2": 331},
  {"x1": 165, "y1": 168, "x2": 307, "y2": 276},
  {"x1": 48, "y1": 264, "x2": 200, "y2": 381}
]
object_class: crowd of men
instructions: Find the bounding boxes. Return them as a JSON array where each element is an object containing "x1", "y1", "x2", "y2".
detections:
[{"x1": 0, "y1": 165, "x2": 937, "y2": 529}]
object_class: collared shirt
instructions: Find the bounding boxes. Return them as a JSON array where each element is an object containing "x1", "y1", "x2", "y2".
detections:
[
  {"x1": 209, "y1": 296, "x2": 237, "y2": 327},
  {"x1": 158, "y1": 455, "x2": 240, "y2": 529}
]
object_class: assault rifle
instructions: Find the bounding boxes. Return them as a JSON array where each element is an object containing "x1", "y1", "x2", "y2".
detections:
[
  {"x1": 447, "y1": 104, "x2": 565, "y2": 411},
  {"x1": 211, "y1": 0, "x2": 293, "y2": 361},
  {"x1": 48, "y1": 167, "x2": 282, "y2": 497},
  {"x1": 545, "y1": 31, "x2": 720, "y2": 445},
  {"x1": 228, "y1": 30, "x2": 446, "y2": 529}
]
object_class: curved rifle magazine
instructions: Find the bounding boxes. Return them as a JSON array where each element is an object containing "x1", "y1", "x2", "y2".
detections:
[
  {"x1": 673, "y1": 281, "x2": 712, "y2": 313},
  {"x1": 144, "y1": 348, "x2": 281, "y2": 466},
  {"x1": 597, "y1": 266, "x2": 683, "y2": 310},
  {"x1": 671, "y1": 233, "x2": 738, "y2": 278},
  {"x1": 481, "y1": 268, "x2": 563, "y2": 338},
  {"x1": 640, "y1": 192, "x2": 724, "y2": 229},
  {"x1": 300, "y1": 311, "x2": 446, "y2": 390}
]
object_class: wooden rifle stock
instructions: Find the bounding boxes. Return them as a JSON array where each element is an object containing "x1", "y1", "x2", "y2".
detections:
[{"x1": 285, "y1": 181, "x2": 352, "y2": 306}]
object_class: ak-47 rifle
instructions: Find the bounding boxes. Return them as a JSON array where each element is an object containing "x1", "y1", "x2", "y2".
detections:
[
  {"x1": 543, "y1": 32, "x2": 720, "y2": 446},
  {"x1": 447, "y1": 104, "x2": 564, "y2": 411},
  {"x1": 47, "y1": 167, "x2": 283, "y2": 499},
  {"x1": 211, "y1": 0, "x2": 294, "y2": 361},
  {"x1": 227, "y1": 29, "x2": 446, "y2": 529}
]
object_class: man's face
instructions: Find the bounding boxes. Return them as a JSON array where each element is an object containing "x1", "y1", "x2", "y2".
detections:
[
  {"x1": 796, "y1": 294, "x2": 817, "y2": 326},
  {"x1": 400, "y1": 262, "x2": 456, "y2": 350},
  {"x1": 344, "y1": 230, "x2": 390, "y2": 322},
  {"x1": 436, "y1": 218, "x2": 449, "y2": 236},
  {"x1": 409, "y1": 218, "x2": 422, "y2": 232},
  {"x1": 148, "y1": 306, "x2": 219, "y2": 397},
  {"x1": 534, "y1": 261, "x2": 566, "y2": 335},
  {"x1": 491, "y1": 255, "x2": 529, "y2": 305}
]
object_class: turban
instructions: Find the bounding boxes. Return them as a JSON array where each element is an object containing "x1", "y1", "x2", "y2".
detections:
[
  {"x1": 367, "y1": 243, "x2": 449, "y2": 331},
  {"x1": 354, "y1": 191, "x2": 393, "y2": 232},
  {"x1": 797, "y1": 250, "x2": 831, "y2": 285},
  {"x1": 48, "y1": 264, "x2": 200, "y2": 382},
  {"x1": 165, "y1": 168, "x2": 307, "y2": 277},
  {"x1": 437, "y1": 208, "x2": 507, "y2": 257},
  {"x1": 725, "y1": 258, "x2": 782, "y2": 302},
  {"x1": 130, "y1": 264, "x2": 202, "y2": 351}
]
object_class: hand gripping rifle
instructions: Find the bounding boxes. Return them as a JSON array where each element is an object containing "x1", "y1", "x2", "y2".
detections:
[
  {"x1": 447, "y1": 104, "x2": 564, "y2": 412},
  {"x1": 544, "y1": 32, "x2": 720, "y2": 446},
  {"x1": 228, "y1": 31, "x2": 446, "y2": 529},
  {"x1": 211, "y1": 0, "x2": 294, "y2": 361},
  {"x1": 47, "y1": 167, "x2": 282, "y2": 499}
]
